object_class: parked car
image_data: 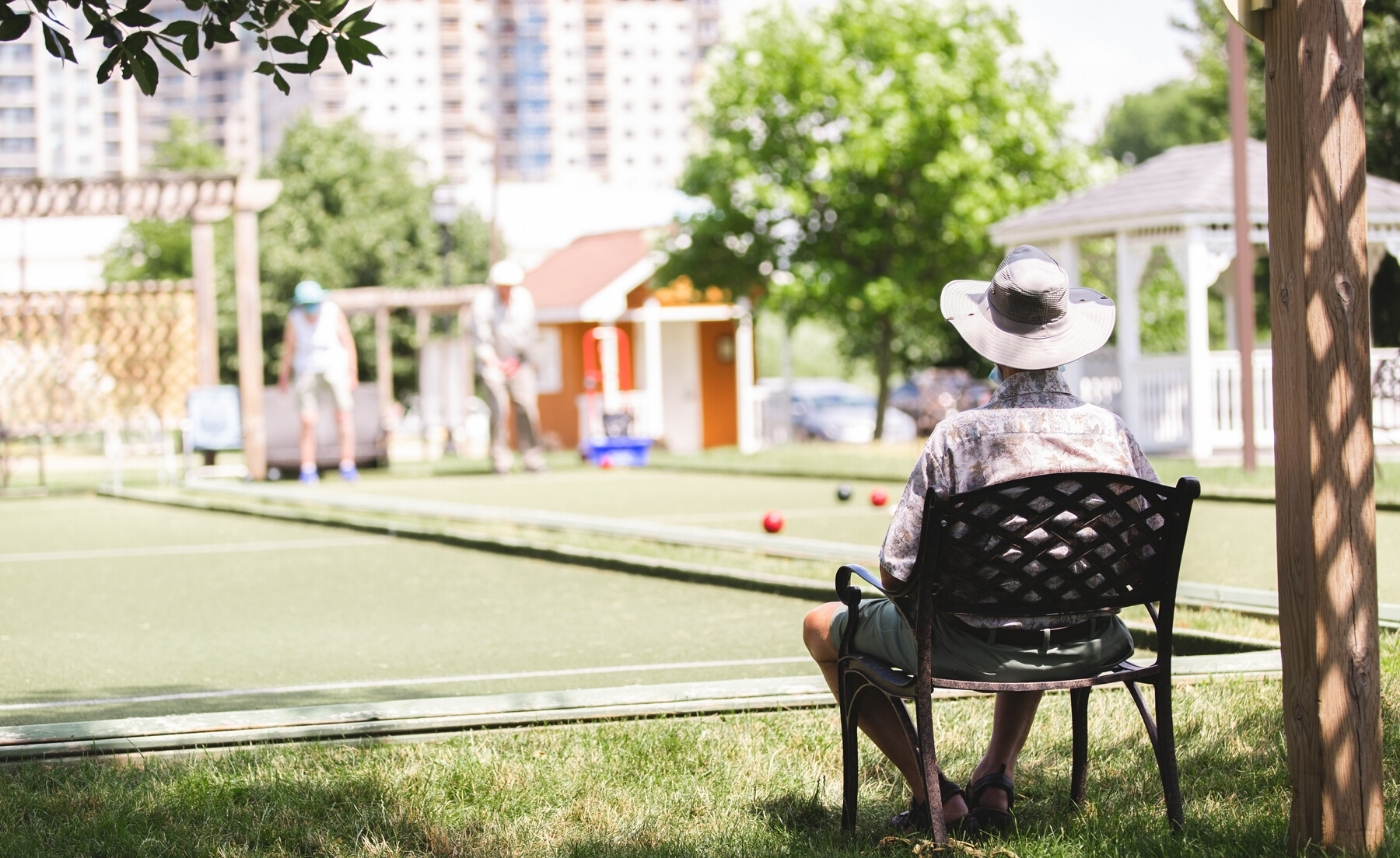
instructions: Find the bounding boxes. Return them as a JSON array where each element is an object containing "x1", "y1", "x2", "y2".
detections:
[
  {"x1": 889, "y1": 368, "x2": 995, "y2": 434},
  {"x1": 759, "y1": 378, "x2": 918, "y2": 444}
]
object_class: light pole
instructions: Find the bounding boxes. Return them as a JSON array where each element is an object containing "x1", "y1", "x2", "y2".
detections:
[{"x1": 430, "y1": 186, "x2": 459, "y2": 287}]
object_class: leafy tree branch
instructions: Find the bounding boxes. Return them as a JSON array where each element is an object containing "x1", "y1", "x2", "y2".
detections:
[{"x1": 0, "y1": 0, "x2": 382, "y2": 94}]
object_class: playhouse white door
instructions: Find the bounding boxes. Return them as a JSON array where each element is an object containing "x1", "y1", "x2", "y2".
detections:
[{"x1": 660, "y1": 321, "x2": 703, "y2": 454}]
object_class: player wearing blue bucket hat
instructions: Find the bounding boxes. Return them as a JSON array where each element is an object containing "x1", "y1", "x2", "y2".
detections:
[
  {"x1": 277, "y1": 280, "x2": 360, "y2": 483},
  {"x1": 293, "y1": 280, "x2": 329, "y2": 307}
]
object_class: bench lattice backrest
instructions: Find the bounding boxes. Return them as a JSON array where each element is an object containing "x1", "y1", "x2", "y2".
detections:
[{"x1": 919, "y1": 472, "x2": 1189, "y2": 618}]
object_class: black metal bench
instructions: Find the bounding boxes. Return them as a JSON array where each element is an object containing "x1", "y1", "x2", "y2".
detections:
[{"x1": 835, "y1": 472, "x2": 1200, "y2": 841}]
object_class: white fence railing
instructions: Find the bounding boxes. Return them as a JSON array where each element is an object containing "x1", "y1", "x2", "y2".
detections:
[{"x1": 1076, "y1": 347, "x2": 1400, "y2": 454}]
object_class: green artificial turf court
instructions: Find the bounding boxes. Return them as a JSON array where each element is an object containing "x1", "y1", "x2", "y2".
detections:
[
  {"x1": 336, "y1": 468, "x2": 1400, "y2": 603},
  {"x1": 0, "y1": 496, "x2": 818, "y2": 727}
]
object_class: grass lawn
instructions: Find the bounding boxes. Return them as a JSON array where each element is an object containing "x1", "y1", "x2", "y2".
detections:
[{"x1": 3, "y1": 633, "x2": 1395, "y2": 857}]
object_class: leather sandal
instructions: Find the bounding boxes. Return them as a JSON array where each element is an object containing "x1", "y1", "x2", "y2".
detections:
[
  {"x1": 967, "y1": 765, "x2": 1015, "y2": 832},
  {"x1": 888, "y1": 773, "x2": 981, "y2": 838}
]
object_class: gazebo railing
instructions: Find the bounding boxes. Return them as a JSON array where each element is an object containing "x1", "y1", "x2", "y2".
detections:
[{"x1": 1074, "y1": 347, "x2": 1400, "y2": 454}]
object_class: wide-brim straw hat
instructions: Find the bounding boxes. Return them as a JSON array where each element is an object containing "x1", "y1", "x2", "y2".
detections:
[{"x1": 941, "y1": 244, "x2": 1115, "y2": 370}]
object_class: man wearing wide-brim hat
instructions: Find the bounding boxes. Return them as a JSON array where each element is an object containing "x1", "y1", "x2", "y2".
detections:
[{"x1": 803, "y1": 245, "x2": 1158, "y2": 835}]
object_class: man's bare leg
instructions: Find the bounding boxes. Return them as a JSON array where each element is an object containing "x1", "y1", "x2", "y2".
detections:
[
  {"x1": 299, "y1": 412, "x2": 318, "y2": 472},
  {"x1": 966, "y1": 691, "x2": 1043, "y2": 812},
  {"x1": 336, "y1": 410, "x2": 355, "y2": 465},
  {"x1": 803, "y1": 603, "x2": 969, "y2": 821}
]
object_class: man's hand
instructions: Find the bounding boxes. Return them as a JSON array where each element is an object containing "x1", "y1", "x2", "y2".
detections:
[
  {"x1": 278, "y1": 377, "x2": 289, "y2": 395},
  {"x1": 501, "y1": 357, "x2": 521, "y2": 377}
]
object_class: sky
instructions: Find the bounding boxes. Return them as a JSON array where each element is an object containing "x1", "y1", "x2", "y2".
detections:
[{"x1": 997, "y1": 0, "x2": 1198, "y2": 142}]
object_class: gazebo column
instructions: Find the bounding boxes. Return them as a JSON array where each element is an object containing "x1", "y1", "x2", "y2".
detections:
[
  {"x1": 1114, "y1": 231, "x2": 1151, "y2": 436},
  {"x1": 1057, "y1": 238, "x2": 1085, "y2": 395},
  {"x1": 1169, "y1": 230, "x2": 1233, "y2": 462}
]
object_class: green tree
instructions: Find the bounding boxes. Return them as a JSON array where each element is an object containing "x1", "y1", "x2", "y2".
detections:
[
  {"x1": 258, "y1": 117, "x2": 492, "y2": 393},
  {"x1": 659, "y1": 0, "x2": 1085, "y2": 436},
  {"x1": 0, "y1": 0, "x2": 382, "y2": 95}
]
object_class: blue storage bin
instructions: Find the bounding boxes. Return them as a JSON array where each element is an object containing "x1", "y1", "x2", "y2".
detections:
[{"x1": 582, "y1": 437, "x2": 653, "y2": 467}]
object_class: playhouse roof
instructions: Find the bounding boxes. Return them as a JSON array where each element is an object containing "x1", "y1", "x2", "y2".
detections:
[
  {"x1": 523, "y1": 230, "x2": 656, "y2": 311},
  {"x1": 990, "y1": 139, "x2": 1400, "y2": 246}
]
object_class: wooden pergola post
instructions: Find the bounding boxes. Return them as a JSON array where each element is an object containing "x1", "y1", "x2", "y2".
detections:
[
  {"x1": 376, "y1": 306, "x2": 395, "y2": 429},
  {"x1": 1261, "y1": 0, "x2": 1382, "y2": 851},
  {"x1": 190, "y1": 205, "x2": 229, "y2": 387},
  {"x1": 232, "y1": 176, "x2": 282, "y2": 481}
]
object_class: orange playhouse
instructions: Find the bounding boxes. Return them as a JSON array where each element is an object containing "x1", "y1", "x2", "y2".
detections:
[{"x1": 520, "y1": 229, "x2": 761, "y2": 456}]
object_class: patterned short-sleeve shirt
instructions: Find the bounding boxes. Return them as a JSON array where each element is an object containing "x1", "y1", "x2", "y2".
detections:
[{"x1": 879, "y1": 368, "x2": 1159, "y2": 629}]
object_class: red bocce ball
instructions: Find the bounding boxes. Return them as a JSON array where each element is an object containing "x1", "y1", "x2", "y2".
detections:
[
  {"x1": 762, "y1": 511, "x2": 784, "y2": 533},
  {"x1": 870, "y1": 488, "x2": 889, "y2": 507}
]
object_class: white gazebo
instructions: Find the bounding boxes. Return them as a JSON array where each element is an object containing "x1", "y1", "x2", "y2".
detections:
[{"x1": 990, "y1": 140, "x2": 1400, "y2": 458}]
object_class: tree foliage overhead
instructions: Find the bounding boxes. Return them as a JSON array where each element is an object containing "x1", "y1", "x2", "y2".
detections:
[
  {"x1": 659, "y1": 0, "x2": 1085, "y2": 435},
  {"x1": 0, "y1": 0, "x2": 382, "y2": 95},
  {"x1": 1099, "y1": 0, "x2": 1400, "y2": 177}
]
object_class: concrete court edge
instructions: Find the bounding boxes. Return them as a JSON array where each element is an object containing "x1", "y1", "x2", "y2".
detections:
[{"x1": 0, "y1": 653, "x2": 1287, "y2": 764}]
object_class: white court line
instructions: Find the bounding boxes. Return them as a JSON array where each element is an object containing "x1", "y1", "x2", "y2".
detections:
[
  {"x1": 0, "y1": 536, "x2": 392, "y2": 564},
  {"x1": 0, "y1": 657, "x2": 815, "y2": 712}
]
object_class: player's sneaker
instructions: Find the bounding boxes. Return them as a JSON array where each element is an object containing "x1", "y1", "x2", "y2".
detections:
[
  {"x1": 339, "y1": 463, "x2": 360, "y2": 482},
  {"x1": 298, "y1": 468, "x2": 320, "y2": 485}
]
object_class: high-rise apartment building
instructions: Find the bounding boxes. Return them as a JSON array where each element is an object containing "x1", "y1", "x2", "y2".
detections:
[
  {"x1": 0, "y1": 0, "x2": 721, "y2": 189},
  {"x1": 0, "y1": 11, "x2": 141, "y2": 179},
  {"x1": 295, "y1": 0, "x2": 720, "y2": 187}
]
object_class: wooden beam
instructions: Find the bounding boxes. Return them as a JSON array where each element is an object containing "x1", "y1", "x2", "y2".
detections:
[
  {"x1": 1262, "y1": 0, "x2": 1382, "y2": 852},
  {"x1": 330, "y1": 284, "x2": 484, "y2": 315}
]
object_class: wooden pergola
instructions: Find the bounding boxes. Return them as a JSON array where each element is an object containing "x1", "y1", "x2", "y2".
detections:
[
  {"x1": 327, "y1": 284, "x2": 484, "y2": 431},
  {"x1": 0, "y1": 174, "x2": 282, "y2": 477}
]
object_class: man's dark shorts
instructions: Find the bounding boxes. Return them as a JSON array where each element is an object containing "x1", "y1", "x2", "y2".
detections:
[{"x1": 829, "y1": 599, "x2": 1135, "y2": 683}]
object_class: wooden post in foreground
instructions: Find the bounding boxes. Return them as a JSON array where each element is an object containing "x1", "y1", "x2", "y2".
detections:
[
  {"x1": 232, "y1": 177, "x2": 282, "y2": 481},
  {"x1": 1262, "y1": 0, "x2": 1382, "y2": 851}
]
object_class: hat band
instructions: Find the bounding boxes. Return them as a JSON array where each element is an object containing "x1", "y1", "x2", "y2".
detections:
[
  {"x1": 988, "y1": 284, "x2": 1068, "y2": 326},
  {"x1": 980, "y1": 291, "x2": 1075, "y2": 339}
]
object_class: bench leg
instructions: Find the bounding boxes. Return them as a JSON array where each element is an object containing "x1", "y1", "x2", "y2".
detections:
[
  {"x1": 839, "y1": 674, "x2": 865, "y2": 831},
  {"x1": 1152, "y1": 680, "x2": 1185, "y2": 830},
  {"x1": 1070, "y1": 686, "x2": 1091, "y2": 806}
]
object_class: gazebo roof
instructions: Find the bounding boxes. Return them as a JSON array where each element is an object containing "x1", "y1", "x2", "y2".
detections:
[{"x1": 990, "y1": 140, "x2": 1400, "y2": 246}]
